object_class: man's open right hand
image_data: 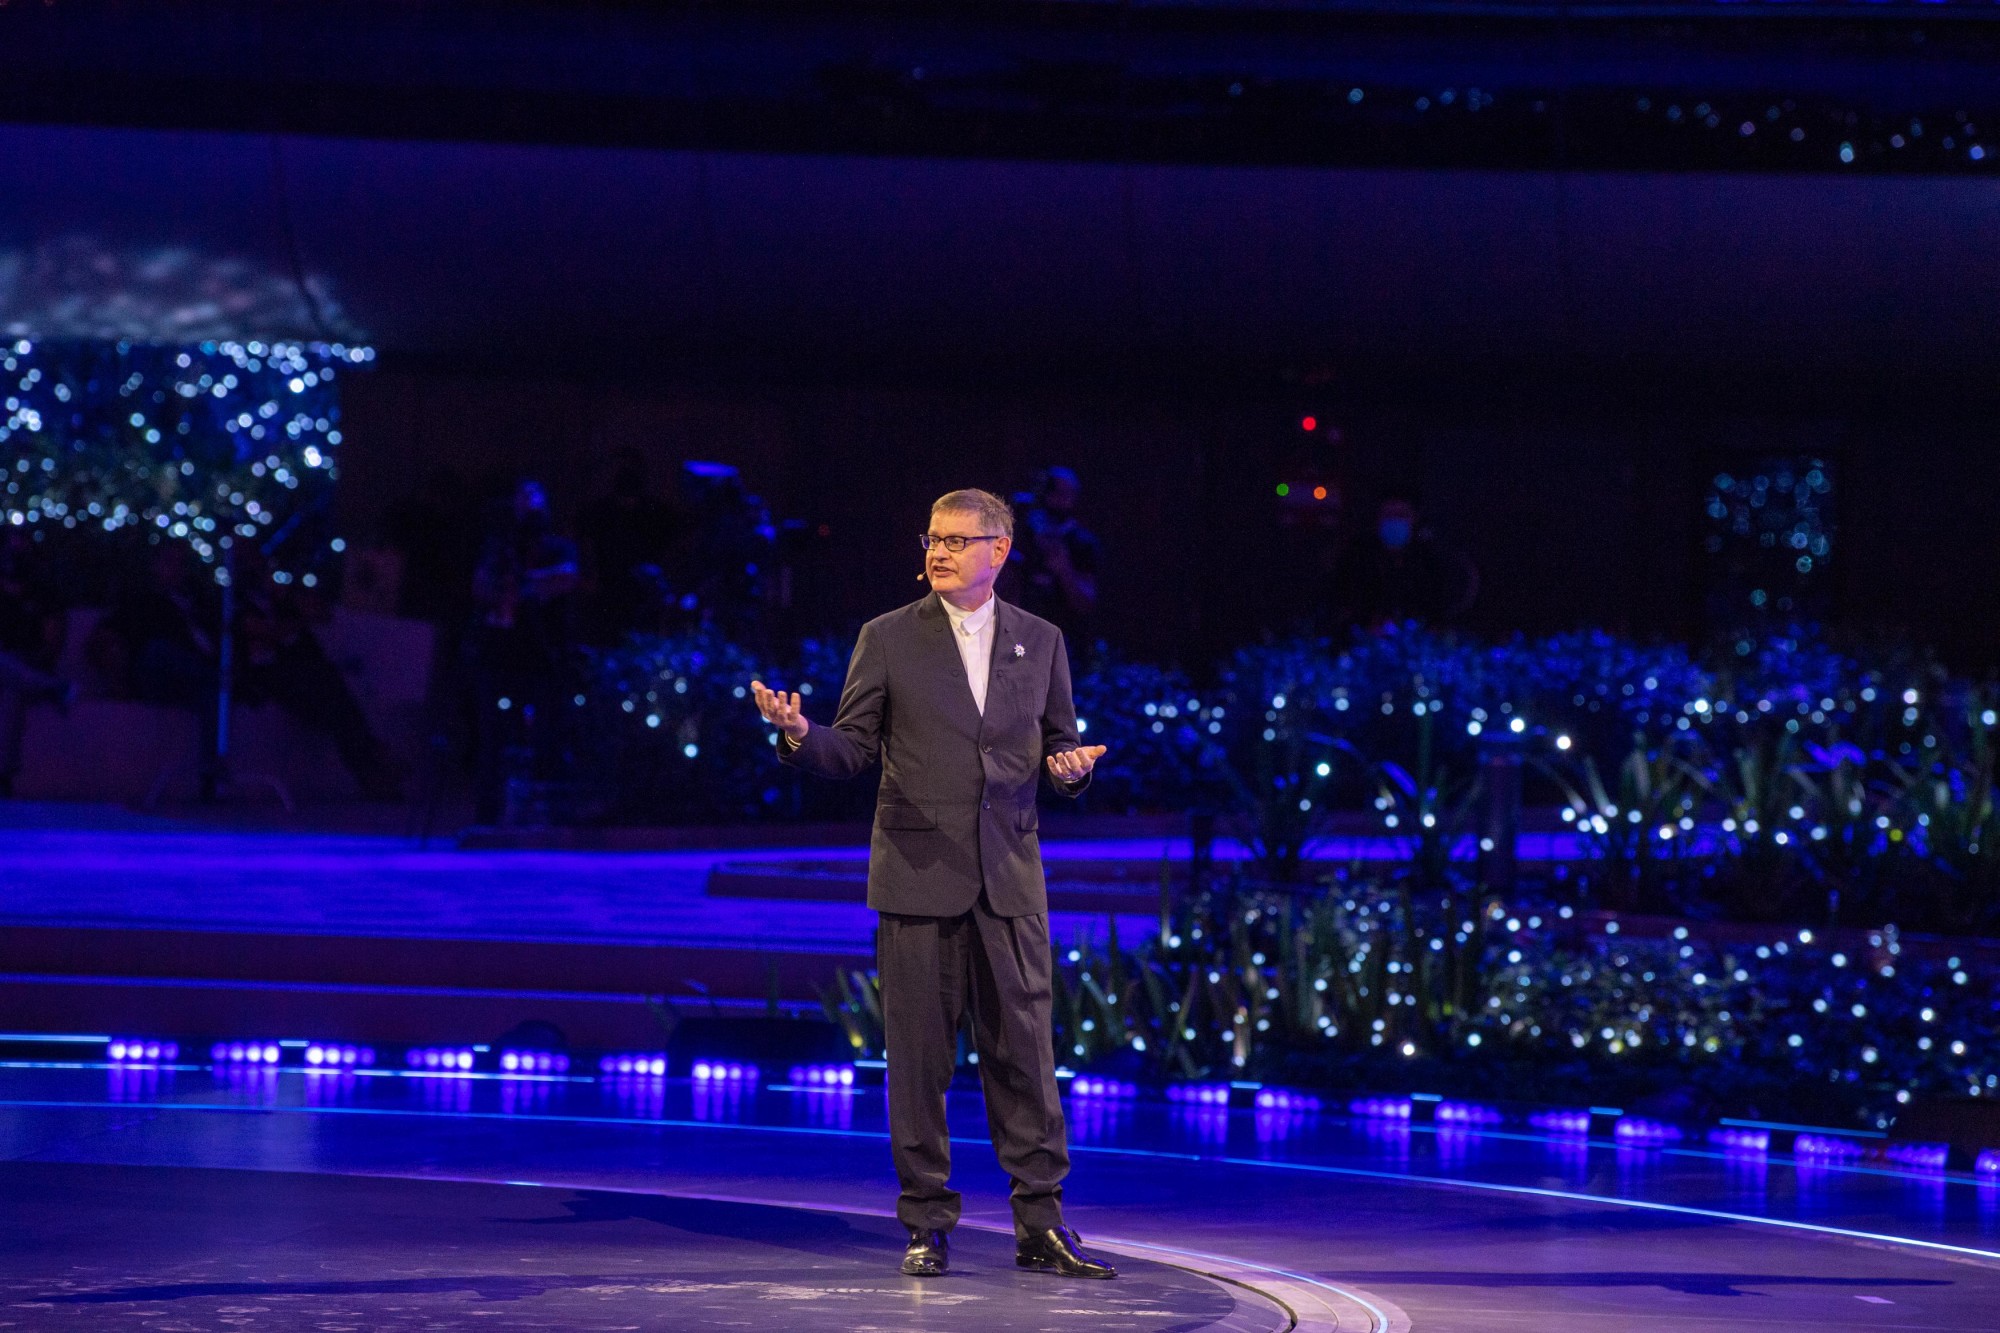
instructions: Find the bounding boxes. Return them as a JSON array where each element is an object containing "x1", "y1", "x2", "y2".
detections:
[{"x1": 750, "y1": 680, "x2": 810, "y2": 741}]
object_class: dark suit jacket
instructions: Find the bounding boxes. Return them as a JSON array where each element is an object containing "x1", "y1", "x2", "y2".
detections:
[{"x1": 780, "y1": 592, "x2": 1088, "y2": 917}]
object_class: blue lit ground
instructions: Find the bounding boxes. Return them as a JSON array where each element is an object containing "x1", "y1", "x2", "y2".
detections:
[
  {"x1": 0, "y1": 824, "x2": 1154, "y2": 945},
  {"x1": 0, "y1": 818, "x2": 1586, "y2": 945},
  {"x1": 4, "y1": 1063, "x2": 2000, "y2": 1330}
]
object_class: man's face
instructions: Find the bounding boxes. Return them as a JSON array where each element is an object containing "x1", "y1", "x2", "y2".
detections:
[{"x1": 925, "y1": 506, "x2": 1010, "y2": 602}]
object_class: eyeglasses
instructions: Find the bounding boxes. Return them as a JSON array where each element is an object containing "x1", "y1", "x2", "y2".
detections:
[{"x1": 919, "y1": 534, "x2": 1003, "y2": 554}]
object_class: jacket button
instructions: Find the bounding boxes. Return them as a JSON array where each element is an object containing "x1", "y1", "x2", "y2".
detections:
[
  {"x1": 981, "y1": 744, "x2": 992, "y2": 753},
  {"x1": 982, "y1": 801, "x2": 991, "y2": 810}
]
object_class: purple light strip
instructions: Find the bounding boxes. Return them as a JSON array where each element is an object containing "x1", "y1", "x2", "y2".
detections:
[
  {"x1": 13, "y1": 1095, "x2": 2000, "y2": 1264},
  {"x1": 787, "y1": 1064, "x2": 855, "y2": 1088}
]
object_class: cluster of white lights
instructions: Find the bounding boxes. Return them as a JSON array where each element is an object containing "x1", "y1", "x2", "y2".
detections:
[{"x1": 1, "y1": 338, "x2": 369, "y2": 574}]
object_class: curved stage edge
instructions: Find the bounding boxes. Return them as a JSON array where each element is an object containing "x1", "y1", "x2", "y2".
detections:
[{"x1": 5, "y1": 1068, "x2": 1999, "y2": 1330}]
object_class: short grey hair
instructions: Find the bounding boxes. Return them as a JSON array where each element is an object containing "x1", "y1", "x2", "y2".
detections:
[{"x1": 931, "y1": 488, "x2": 1014, "y2": 540}]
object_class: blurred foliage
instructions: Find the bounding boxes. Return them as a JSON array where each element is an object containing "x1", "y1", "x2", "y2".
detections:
[
  {"x1": 764, "y1": 618, "x2": 2000, "y2": 1128},
  {"x1": 832, "y1": 875, "x2": 1998, "y2": 1128},
  {"x1": 1067, "y1": 651, "x2": 1221, "y2": 814},
  {"x1": 580, "y1": 621, "x2": 2000, "y2": 934}
]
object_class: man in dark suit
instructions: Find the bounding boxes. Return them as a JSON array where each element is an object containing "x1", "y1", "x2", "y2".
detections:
[{"x1": 750, "y1": 487, "x2": 1115, "y2": 1281}]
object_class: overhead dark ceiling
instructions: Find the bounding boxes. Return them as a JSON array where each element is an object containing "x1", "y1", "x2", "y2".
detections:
[
  {"x1": 8, "y1": 0, "x2": 1997, "y2": 168},
  {"x1": 2, "y1": 1, "x2": 1996, "y2": 394}
]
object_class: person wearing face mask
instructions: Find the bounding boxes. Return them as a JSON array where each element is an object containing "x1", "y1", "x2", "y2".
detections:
[{"x1": 1330, "y1": 494, "x2": 1479, "y2": 631}]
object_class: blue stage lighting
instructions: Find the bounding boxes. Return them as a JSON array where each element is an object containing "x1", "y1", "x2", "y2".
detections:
[
  {"x1": 1070, "y1": 1077, "x2": 1139, "y2": 1100},
  {"x1": 1434, "y1": 1100, "x2": 1502, "y2": 1127},
  {"x1": 499, "y1": 1050, "x2": 570, "y2": 1075},
  {"x1": 787, "y1": 1064, "x2": 856, "y2": 1088},
  {"x1": 1613, "y1": 1116, "x2": 1682, "y2": 1146},
  {"x1": 1882, "y1": 1142, "x2": 1948, "y2": 1172},
  {"x1": 406, "y1": 1047, "x2": 477, "y2": 1073},
  {"x1": 1795, "y1": 1133, "x2": 1868, "y2": 1162},
  {"x1": 692, "y1": 1061, "x2": 759, "y2": 1083},
  {"x1": 303, "y1": 1044, "x2": 373, "y2": 1069},
  {"x1": 1528, "y1": 1109, "x2": 1591, "y2": 1136}
]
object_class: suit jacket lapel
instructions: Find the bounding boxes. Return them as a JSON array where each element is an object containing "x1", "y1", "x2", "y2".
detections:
[
  {"x1": 981, "y1": 597, "x2": 1025, "y2": 739},
  {"x1": 986, "y1": 596, "x2": 1013, "y2": 682},
  {"x1": 919, "y1": 592, "x2": 984, "y2": 737}
]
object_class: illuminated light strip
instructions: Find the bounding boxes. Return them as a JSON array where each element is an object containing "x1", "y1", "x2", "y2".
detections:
[
  {"x1": 0, "y1": 1033, "x2": 111, "y2": 1043},
  {"x1": 358, "y1": 1069, "x2": 588, "y2": 1084},
  {"x1": 1721, "y1": 1116, "x2": 1886, "y2": 1139},
  {"x1": 0, "y1": 1081, "x2": 1959, "y2": 1187},
  {"x1": 1215, "y1": 1155, "x2": 2000, "y2": 1263},
  {"x1": 4, "y1": 1097, "x2": 1998, "y2": 1264},
  {"x1": 0, "y1": 1060, "x2": 203, "y2": 1072}
]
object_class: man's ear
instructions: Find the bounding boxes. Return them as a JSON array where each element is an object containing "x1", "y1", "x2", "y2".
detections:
[{"x1": 993, "y1": 537, "x2": 1012, "y2": 567}]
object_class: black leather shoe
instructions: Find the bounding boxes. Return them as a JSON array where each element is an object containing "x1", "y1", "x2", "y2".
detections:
[
  {"x1": 901, "y1": 1228, "x2": 949, "y2": 1277},
  {"x1": 1016, "y1": 1226, "x2": 1117, "y2": 1279}
]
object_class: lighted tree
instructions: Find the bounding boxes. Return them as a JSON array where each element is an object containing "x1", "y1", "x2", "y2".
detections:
[{"x1": 0, "y1": 337, "x2": 370, "y2": 583}]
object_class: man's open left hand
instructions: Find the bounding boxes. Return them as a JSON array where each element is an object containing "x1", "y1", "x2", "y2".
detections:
[{"x1": 1046, "y1": 745, "x2": 1107, "y2": 784}]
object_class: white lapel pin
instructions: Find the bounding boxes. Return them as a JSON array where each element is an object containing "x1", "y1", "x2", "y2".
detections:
[{"x1": 1012, "y1": 642, "x2": 1025, "y2": 657}]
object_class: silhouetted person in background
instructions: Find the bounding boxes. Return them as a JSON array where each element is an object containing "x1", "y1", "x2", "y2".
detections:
[
  {"x1": 1006, "y1": 467, "x2": 1100, "y2": 647},
  {"x1": 1330, "y1": 495, "x2": 1478, "y2": 630},
  {"x1": 100, "y1": 541, "x2": 402, "y2": 799},
  {"x1": 106, "y1": 540, "x2": 222, "y2": 715},
  {"x1": 579, "y1": 447, "x2": 684, "y2": 642},
  {"x1": 677, "y1": 462, "x2": 776, "y2": 641},
  {"x1": 382, "y1": 465, "x2": 479, "y2": 628},
  {"x1": 0, "y1": 533, "x2": 70, "y2": 798},
  {"x1": 233, "y1": 546, "x2": 404, "y2": 801},
  {"x1": 468, "y1": 479, "x2": 582, "y2": 823}
]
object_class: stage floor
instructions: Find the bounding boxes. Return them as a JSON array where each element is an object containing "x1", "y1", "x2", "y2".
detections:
[
  {"x1": 4, "y1": 1066, "x2": 1999, "y2": 1331},
  {"x1": 3, "y1": 1163, "x2": 1281, "y2": 1332},
  {"x1": 0, "y1": 814, "x2": 1590, "y2": 948},
  {"x1": 0, "y1": 822, "x2": 1155, "y2": 949}
]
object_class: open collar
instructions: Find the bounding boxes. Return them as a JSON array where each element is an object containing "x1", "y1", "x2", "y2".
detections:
[
  {"x1": 939, "y1": 591, "x2": 997, "y2": 638},
  {"x1": 919, "y1": 592, "x2": 1020, "y2": 732}
]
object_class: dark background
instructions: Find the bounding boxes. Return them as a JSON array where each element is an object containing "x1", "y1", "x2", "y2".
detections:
[
  {"x1": 7, "y1": 0, "x2": 1998, "y2": 666},
  {"x1": 331, "y1": 368, "x2": 2000, "y2": 669}
]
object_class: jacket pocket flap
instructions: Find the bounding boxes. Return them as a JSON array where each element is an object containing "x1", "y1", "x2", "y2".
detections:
[
  {"x1": 876, "y1": 804, "x2": 939, "y2": 830},
  {"x1": 1014, "y1": 806, "x2": 1039, "y2": 832}
]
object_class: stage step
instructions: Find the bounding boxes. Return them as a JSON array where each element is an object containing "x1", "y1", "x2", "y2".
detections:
[
  {"x1": 0, "y1": 914, "x2": 871, "y2": 1051},
  {"x1": 708, "y1": 860, "x2": 1174, "y2": 914},
  {"x1": 0, "y1": 972, "x2": 680, "y2": 1050},
  {"x1": 0, "y1": 923, "x2": 872, "y2": 1008}
]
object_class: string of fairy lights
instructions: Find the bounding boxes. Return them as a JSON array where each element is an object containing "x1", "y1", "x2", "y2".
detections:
[{"x1": 0, "y1": 338, "x2": 372, "y2": 582}]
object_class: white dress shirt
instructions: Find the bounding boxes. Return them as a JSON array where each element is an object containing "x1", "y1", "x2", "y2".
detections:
[{"x1": 939, "y1": 592, "x2": 997, "y2": 715}]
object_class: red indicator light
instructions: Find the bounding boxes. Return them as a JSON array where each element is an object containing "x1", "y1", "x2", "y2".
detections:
[{"x1": 1301, "y1": 416, "x2": 1318, "y2": 432}]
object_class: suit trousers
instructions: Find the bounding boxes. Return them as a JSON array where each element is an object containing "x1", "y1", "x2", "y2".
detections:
[{"x1": 878, "y1": 893, "x2": 1070, "y2": 1238}]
